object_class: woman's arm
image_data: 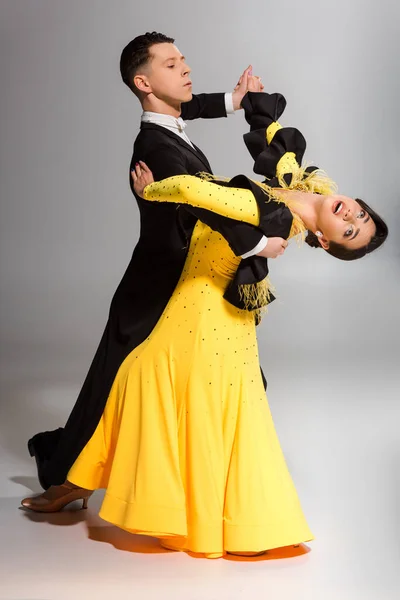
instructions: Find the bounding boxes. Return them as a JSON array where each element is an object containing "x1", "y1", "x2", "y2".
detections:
[
  {"x1": 143, "y1": 174, "x2": 260, "y2": 227},
  {"x1": 132, "y1": 163, "x2": 289, "y2": 258}
]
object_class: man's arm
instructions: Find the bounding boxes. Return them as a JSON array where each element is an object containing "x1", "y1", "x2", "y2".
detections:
[
  {"x1": 180, "y1": 66, "x2": 261, "y2": 121},
  {"x1": 131, "y1": 141, "x2": 188, "y2": 184},
  {"x1": 180, "y1": 93, "x2": 228, "y2": 121}
]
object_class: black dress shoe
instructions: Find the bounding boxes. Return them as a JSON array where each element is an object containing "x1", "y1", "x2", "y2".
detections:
[{"x1": 27, "y1": 428, "x2": 63, "y2": 490}]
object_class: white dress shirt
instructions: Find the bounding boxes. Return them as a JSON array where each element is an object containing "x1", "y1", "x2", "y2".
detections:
[{"x1": 141, "y1": 92, "x2": 268, "y2": 258}]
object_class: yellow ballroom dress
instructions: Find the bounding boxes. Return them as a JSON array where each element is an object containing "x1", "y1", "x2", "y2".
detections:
[{"x1": 67, "y1": 174, "x2": 314, "y2": 558}]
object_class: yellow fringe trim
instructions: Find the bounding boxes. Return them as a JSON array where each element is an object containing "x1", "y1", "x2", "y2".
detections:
[
  {"x1": 198, "y1": 164, "x2": 338, "y2": 320},
  {"x1": 198, "y1": 172, "x2": 230, "y2": 183},
  {"x1": 238, "y1": 276, "x2": 276, "y2": 321}
]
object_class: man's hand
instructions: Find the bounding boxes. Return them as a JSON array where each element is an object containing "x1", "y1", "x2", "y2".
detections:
[
  {"x1": 232, "y1": 65, "x2": 265, "y2": 110},
  {"x1": 256, "y1": 238, "x2": 288, "y2": 259}
]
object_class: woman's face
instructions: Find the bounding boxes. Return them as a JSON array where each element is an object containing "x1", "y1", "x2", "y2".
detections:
[{"x1": 317, "y1": 195, "x2": 376, "y2": 250}]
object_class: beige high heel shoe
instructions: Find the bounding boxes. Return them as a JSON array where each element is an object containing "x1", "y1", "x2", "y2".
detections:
[{"x1": 20, "y1": 481, "x2": 93, "y2": 512}]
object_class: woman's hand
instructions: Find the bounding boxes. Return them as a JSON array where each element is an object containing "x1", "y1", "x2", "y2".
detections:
[
  {"x1": 131, "y1": 161, "x2": 154, "y2": 198},
  {"x1": 247, "y1": 75, "x2": 264, "y2": 93}
]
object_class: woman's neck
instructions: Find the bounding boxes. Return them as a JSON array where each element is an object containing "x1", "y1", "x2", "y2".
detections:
[{"x1": 273, "y1": 188, "x2": 323, "y2": 231}]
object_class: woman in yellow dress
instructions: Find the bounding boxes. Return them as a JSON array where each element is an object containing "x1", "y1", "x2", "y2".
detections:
[{"x1": 22, "y1": 92, "x2": 388, "y2": 558}]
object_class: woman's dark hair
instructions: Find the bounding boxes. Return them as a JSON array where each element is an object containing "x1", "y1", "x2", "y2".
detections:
[
  {"x1": 305, "y1": 198, "x2": 389, "y2": 261},
  {"x1": 120, "y1": 32, "x2": 175, "y2": 96}
]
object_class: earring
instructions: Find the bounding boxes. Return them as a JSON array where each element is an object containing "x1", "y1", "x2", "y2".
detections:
[{"x1": 316, "y1": 230, "x2": 323, "y2": 238}]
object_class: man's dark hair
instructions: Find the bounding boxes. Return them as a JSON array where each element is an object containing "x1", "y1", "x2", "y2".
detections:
[{"x1": 120, "y1": 32, "x2": 175, "y2": 96}]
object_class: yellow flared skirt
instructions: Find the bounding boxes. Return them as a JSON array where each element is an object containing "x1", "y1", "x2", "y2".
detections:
[{"x1": 68, "y1": 223, "x2": 313, "y2": 557}]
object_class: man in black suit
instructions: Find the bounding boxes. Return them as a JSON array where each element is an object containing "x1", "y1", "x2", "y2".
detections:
[{"x1": 23, "y1": 32, "x2": 286, "y2": 504}]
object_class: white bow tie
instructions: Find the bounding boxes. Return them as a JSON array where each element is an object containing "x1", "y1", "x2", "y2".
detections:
[
  {"x1": 140, "y1": 112, "x2": 192, "y2": 144},
  {"x1": 175, "y1": 117, "x2": 186, "y2": 132}
]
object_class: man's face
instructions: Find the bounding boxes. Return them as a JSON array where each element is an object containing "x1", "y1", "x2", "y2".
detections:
[{"x1": 137, "y1": 43, "x2": 193, "y2": 105}]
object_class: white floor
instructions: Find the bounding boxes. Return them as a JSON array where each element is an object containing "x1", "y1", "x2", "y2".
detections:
[{"x1": 1, "y1": 351, "x2": 399, "y2": 600}]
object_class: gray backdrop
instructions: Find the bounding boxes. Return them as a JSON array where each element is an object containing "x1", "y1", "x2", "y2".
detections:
[{"x1": 0, "y1": 1, "x2": 399, "y2": 599}]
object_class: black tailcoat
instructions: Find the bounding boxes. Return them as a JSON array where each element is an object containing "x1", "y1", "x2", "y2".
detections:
[{"x1": 28, "y1": 93, "x2": 266, "y2": 489}]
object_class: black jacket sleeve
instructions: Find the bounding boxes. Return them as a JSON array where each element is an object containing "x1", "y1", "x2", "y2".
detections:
[
  {"x1": 131, "y1": 143, "x2": 264, "y2": 257},
  {"x1": 132, "y1": 143, "x2": 188, "y2": 183},
  {"x1": 180, "y1": 93, "x2": 227, "y2": 121},
  {"x1": 189, "y1": 206, "x2": 264, "y2": 257}
]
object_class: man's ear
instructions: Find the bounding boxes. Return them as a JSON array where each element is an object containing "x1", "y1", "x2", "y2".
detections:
[{"x1": 133, "y1": 74, "x2": 151, "y2": 94}]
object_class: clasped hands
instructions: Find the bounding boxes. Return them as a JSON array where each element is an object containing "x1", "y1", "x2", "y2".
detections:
[
  {"x1": 232, "y1": 64, "x2": 264, "y2": 110},
  {"x1": 131, "y1": 162, "x2": 288, "y2": 260}
]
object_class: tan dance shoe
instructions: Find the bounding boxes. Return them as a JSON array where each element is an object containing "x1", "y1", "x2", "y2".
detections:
[{"x1": 20, "y1": 481, "x2": 93, "y2": 512}]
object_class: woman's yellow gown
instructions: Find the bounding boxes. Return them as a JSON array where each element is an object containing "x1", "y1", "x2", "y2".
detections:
[{"x1": 67, "y1": 176, "x2": 314, "y2": 557}]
